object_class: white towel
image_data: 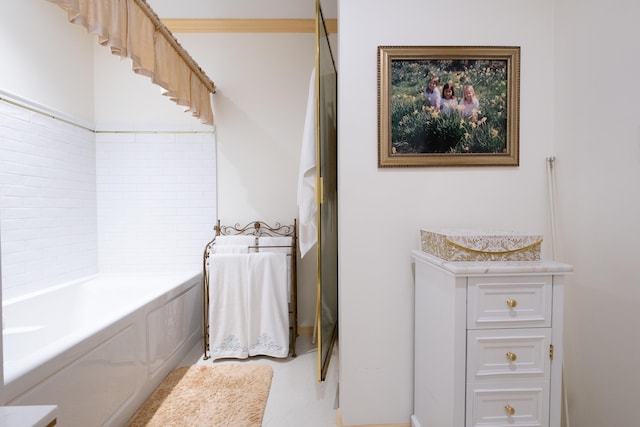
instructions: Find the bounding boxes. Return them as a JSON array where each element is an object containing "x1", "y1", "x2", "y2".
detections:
[
  {"x1": 212, "y1": 245, "x2": 249, "y2": 254},
  {"x1": 247, "y1": 253, "x2": 290, "y2": 358},
  {"x1": 258, "y1": 236, "x2": 293, "y2": 302},
  {"x1": 257, "y1": 236, "x2": 293, "y2": 253},
  {"x1": 211, "y1": 235, "x2": 256, "y2": 254},
  {"x1": 297, "y1": 67, "x2": 318, "y2": 258},
  {"x1": 207, "y1": 254, "x2": 250, "y2": 360}
]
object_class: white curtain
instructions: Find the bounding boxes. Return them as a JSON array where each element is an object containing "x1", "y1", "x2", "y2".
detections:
[{"x1": 46, "y1": 0, "x2": 215, "y2": 125}]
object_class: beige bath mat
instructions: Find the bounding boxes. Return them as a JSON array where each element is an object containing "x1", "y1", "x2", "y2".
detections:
[{"x1": 126, "y1": 364, "x2": 273, "y2": 427}]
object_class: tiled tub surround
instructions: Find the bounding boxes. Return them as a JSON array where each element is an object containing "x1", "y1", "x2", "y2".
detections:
[
  {"x1": 0, "y1": 95, "x2": 216, "y2": 299},
  {"x1": 3, "y1": 272, "x2": 202, "y2": 426},
  {"x1": 0, "y1": 97, "x2": 98, "y2": 298},
  {"x1": 95, "y1": 130, "x2": 216, "y2": 275}
]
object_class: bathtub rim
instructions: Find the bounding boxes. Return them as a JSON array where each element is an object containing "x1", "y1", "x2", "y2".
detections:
[{"x1": 2, "y1": 271, "x2": 201, "y2": 307}]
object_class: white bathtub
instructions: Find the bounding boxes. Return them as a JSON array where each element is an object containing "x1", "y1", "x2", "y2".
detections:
[{"x1": 2, "y1": 272, "x2": 202, "y2": 426}]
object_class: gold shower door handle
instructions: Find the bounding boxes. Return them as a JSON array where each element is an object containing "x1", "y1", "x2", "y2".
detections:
[
  {"x1": 506, "y1": 298, "x2": 518, "y2": 308},
  {"x1": 505, "y1": 404, "x2": 516, "y2": 416}
]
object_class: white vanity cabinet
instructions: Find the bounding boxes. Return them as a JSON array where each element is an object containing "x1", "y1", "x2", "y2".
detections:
[{"x1": 411, "y1": 250, "x2": 572, "y2": 427}]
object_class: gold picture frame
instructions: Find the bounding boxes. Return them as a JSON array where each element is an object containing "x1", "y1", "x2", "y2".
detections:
[{"x1": 378, "y1": 46, "x2": 520, "y2": 167}]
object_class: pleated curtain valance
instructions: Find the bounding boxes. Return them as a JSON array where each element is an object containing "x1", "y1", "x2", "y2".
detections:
[{"x1": 46, "y1": 0, "x2": 216, "y2": 125}]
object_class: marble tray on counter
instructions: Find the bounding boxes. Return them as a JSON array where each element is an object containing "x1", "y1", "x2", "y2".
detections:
[{"x1": 420, "y1": 228, "x2": 543, "y2": 262}]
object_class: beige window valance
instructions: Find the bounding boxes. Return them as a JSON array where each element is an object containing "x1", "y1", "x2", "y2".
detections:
[{"x1": 46, "y1": 0, "x2": 216, "y2": 125}]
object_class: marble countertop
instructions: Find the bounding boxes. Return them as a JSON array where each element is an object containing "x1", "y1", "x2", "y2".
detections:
[{"x1": 412, "y1": 250, "x2": 573, "y2": 275}]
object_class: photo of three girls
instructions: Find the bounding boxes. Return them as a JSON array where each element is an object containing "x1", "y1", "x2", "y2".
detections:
[{"x1": 423, "y1": 76, "x2": 479, "y2": 119}]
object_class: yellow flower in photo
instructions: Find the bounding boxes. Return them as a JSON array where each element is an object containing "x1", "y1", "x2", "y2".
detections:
[
  {"x1": 491, "y1": 129, "x2": 499, "y2": 137},
  {"x1": 464, "y1": 132, "x2": 470, "y2": 139},
  {"x1": 432, "y1": 111, "x2": 440, "y2": 119}
]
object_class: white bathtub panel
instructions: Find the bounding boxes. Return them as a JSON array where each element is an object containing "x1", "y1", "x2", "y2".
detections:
[
  {"x1": 7, "y1": 324, "x2": 142, "y2": 426},
  {"x1": 3, "y1": 313, "x2": 140, "y2": 402},
  {"x1": 2, "y1": 272, "x2": 202, "y2": 427},
  {"x1": 147, "y1": 283, "x2": 201, "y2": 377}
]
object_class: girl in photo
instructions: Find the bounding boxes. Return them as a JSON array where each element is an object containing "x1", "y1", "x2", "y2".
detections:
[
  {"x1": 459, "y1": 84, "x2": 480, "y2": 120},
  {"x1": 440, "y1": 81, "x2": 458, "y2": 114},
  {"x1": 422, "y1": 76, "x2": 441, "y2": 110}
]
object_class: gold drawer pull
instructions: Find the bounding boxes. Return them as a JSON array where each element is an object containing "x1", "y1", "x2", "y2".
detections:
[
  {"x1": 506, "y1": 352, "x2": 517, "y2": 362},
  {"x1": 506, "y1": 298, "x2": 518, "y2": 308},
  {"x1": 505, "y1": 404, "x2": 516, "y2": 416}
]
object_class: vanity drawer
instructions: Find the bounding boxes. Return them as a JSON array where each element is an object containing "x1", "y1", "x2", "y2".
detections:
[
  {"x1": 467, "y1": 329, "x2": 551, "y2": 382},
  {"x1": 467, "y1": 276, "x2": 552, "y2": 329},
  {"x1": 466, "y1": 382, "x2": 549, "y2": 427}
]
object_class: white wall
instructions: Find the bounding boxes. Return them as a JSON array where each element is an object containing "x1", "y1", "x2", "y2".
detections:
[
  {"x1": 554, "y1": 2, "x2": 640, "y2": 427},
  {"x1": 172, "y1": 32, "x2": 319, "y2": 328},
  {"x1": 0, "y1": 0, "x2": 94, "y2": 124},
  {"x1": 1, "y1": 2, "x2": 216, "y2": 295},
  {"x1": 338, "y1": 0, "x2": 556, "y2": 424},
  {"x1": 1, "y1": 2, "x2": 99, "y2": 301},
  {"x1": 92, "y1": 43, "x2": 209, "y2": 130},
  {"x1": 148, "y1": 0, "x2": 336, "y2": 19},
  {"x1": 192, "y1": 33, "x2": 314, "y2": 225}
]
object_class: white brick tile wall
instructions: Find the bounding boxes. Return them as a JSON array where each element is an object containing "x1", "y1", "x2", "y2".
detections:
[
  {"x1": 96, "y1": 131, "x2": 216, "y2": 274},
  {"x1": 1, "y1": 101, "x2": 98, "y2": 299},
  {"x1": 1, "y1": 99, "x2": 217, "y2": 298}
]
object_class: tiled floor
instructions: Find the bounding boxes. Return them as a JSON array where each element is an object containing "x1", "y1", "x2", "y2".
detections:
[{"x1": 179, "y1": 334, "x2": 339, "y2": 427}]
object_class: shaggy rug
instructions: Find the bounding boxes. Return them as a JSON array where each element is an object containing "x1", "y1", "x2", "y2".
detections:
[{"x1": 126, "y1": 364, "x2": 273, "y2": 427}]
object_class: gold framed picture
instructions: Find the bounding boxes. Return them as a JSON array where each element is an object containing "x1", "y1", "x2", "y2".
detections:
[{"x1": 378, "y1": 46, "x2": 520, "y2": 167}]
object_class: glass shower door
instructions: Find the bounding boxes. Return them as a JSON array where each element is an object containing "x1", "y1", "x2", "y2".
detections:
[{"x1": 315, "y1": 0, "x2": 338, "y2": 382}]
